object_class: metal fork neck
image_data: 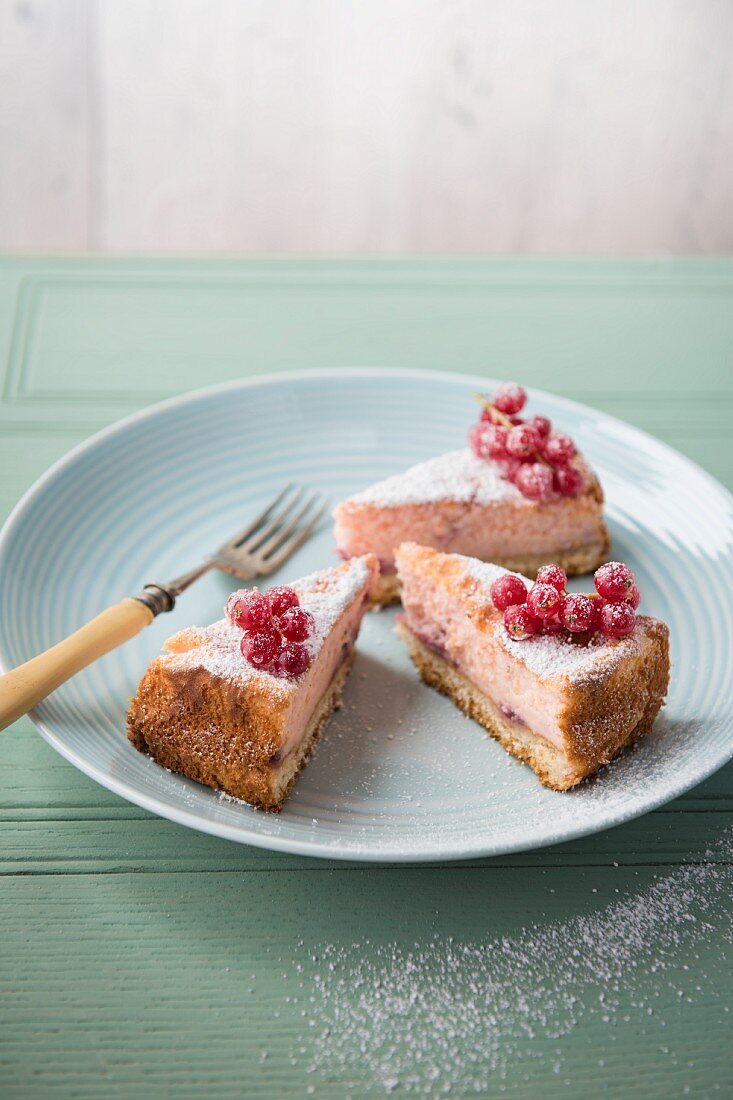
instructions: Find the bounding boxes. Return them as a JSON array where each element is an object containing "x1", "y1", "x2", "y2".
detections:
[
  {"x1": 132, "y1": 584, "x2": 176, "y2": 617},
  {"x1": 131, "y1": 561, "x2": 214, "y2": 618}
]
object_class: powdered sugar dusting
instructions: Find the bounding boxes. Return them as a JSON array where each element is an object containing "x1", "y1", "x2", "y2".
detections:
[
  {"x1": 348, "y1": 449, "x2": 521, "y2": 508},
  {"x1": 499, "y1": 622, "x2": 646, "y2": 683},
  {"x1": 161, "y1": 556, "x2": 371, "y2": 690},
  {"x1": 463, "y1": 556, "x2": 649, "y2": 684},
  {"x1": 289, "y1": 829, "x2": 733, "y2": 1093}
]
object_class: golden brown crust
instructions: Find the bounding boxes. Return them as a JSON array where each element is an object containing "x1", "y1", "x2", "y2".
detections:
[
  {"x1": 127, "y1": 658, "x2": 290, "y2": 774},
  {"x1": 560, "y1": 617, "x2": 670, "y2": 772},
  {"x1": 396, "y1": 619, "x2": 669, "y2": 791},
  {"x1": 127, "y1": 653, "x2": 355, "y2": 812}
]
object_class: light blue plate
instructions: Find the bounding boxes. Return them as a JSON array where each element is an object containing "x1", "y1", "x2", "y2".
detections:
[{"x1": 1, "y1": 369, "x2": 732, "y2": 862}]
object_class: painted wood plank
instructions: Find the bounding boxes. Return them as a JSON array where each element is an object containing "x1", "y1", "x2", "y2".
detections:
[
  {"x1": 89, "y1": 0, "x2": 733, "y2": 254},
  {"x1": 1, "y1": 259, "x2": 732, "y2": 435},
  {"x1": 1, "y1": 810, "x2": 732, "y2": 875},
  {"x1": 1, "y1": 865, "x2": 731, "y2": 1096},
  {"x1": 0, "y1": 0, "x2": 90, "y2": 250},
  {"x1": 0, "y1": 257, "x2": 731, "y2": 1098}
]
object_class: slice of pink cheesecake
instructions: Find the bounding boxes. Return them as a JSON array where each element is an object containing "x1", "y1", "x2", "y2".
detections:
[
  {"x1": 395, "y1": 543, "x2": 669, "y2": 790},
  {"x1": 128, "y1": 554, "x2": 378, "y2": 811},
  {"x1": 334, "y1": 449, "x2": 610, "y2": 604}
]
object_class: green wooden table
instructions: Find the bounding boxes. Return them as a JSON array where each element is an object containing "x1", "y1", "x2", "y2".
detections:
[{"x1": 1, "y1": 258, "x2": 732, "y2": 1099}]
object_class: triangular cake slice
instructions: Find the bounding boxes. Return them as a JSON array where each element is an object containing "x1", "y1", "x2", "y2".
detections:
[
  {"x1": 128, "y1": 554, "x2": 378, "y2": 811},
  {"x1": 395, "y1": 543, "x2": 669, "y2": 791},
  {"x1": 334, "y1": 449, "x2": 610, "y2": 605}
]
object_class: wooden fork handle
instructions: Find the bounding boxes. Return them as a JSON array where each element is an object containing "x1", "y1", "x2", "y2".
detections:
[{"x1": 0, "y1": 598, "x2": 154, "y2": 732}]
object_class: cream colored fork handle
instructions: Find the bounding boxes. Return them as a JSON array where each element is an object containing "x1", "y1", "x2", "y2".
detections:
[{"x1": 0, "y1": 598, "x2": 153, "y2": 733}]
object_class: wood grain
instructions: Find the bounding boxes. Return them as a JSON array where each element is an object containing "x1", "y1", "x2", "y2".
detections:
[
  {"x1": 1, "y1": 1, "x2": 733, "y2": 254},
  {"x1": 0, "y1": 257, "x2": 731, "y2": 1097}
]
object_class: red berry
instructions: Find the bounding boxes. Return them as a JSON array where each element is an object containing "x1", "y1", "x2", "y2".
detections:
[
  {"x1": 266, "y1": 586, "x2": 300, "y2": 617},
  {"x1": 561, "y1": 593, "x2": 598, "y2": 633},
  {"x1": 504, "y1": 604, "x2": 539, "y2": 640},
  {"x1": 526, "y1": 415, "x2": 552, "y2": 440},
  {"x1": 536, "y1": 563, "x2": 567, "y2": 593},
  {"x1": 624, "y1": 584, "x2": 641, "y2": 610},
  {"x1": 480, "y1": 406, "x2": 502, "y2": 424},
  {"x1": 277, "y1": 606, "x2": 314, "y2": 642},
  {"x1": 599, "y1": 602, "x2": 636, "y2": 639},
  {"x1": 240, "y1": 629, "x2": 280, "y2": 669},
  {"x1": 544, "y1": 435, "x2": 575, "y2": 465},
  {"x1": 553, "y1": 465, "x2": 584, "y2": 497},
  {"x1": 273, "y1": 642, "x2": 310, "y2": 679},
  {"x1": 538, "y1": 613, "x2": 564, "y2": 636},
  {"x1": 513, "y1": 462, "x2": 554, "y2": 501},
  {"x1": 226, "y1": 589, "x2": 271, "y2": 631},
  {"x1": 527, "y1": 582, "x2": 562, "y2": 619},
  {"x1": 506, "y1": 424, "x2": 541, "y2": 458},
  {"x1": 493, "y1": 383, "x2": 527, "y2": 416},
  {"x1": 594, "y1": 561, "x2": 635, "y2": 602},
  {"x1": 490, "y1": 574, "x2": 528, "y2": 611},
  {"x1": 497, "y1": 457, "x2": 522, "y2": 481},
  {"x1": 469, "y1": 422, "x2": 508, "y2": 460}
]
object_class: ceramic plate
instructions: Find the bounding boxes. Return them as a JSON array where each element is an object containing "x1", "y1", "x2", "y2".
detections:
[{"x1": 1, "y1": 369, "x2": 732, "y2": 862}]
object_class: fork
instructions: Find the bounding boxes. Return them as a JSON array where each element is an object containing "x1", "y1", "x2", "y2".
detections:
[{"x1": 0, "y1": 486, "x2": 328, "y2": 733}]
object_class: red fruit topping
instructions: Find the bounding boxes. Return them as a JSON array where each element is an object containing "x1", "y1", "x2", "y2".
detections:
[
  {"x1": 624, "y1": 584, "x2": 641, "y2": 610},
  {"x1": 513, "y1": 462, "x2": 554, "y2": 501},
  {"x1": 506, "y1": 424, "x2": 541, "y2": 458},
  {"x1": 594, "y1": 561, "x2": 635, "y2": 602},
  {"x1": 553, "y1": 465, "x2": 584, "y2": 497},
  {"x1": 468, "y1": 423, "x2": 485, "y2": 458},
  {"x1": 277, "y1": 606, "x2": 315, "y2": 642},
  {"x1": 526, "y1": 415, "x2": 552, "y2": 440},
  {"x1": 497, "y1": 457, "x2": 522, "y2": 481},
  {"x1": 561, "y1": 593, "x2": 599, "y2": 633},
  {"x1": 493, "y1": 383, "x2": 527, "y2": 415},
  {"x1": 226, "y1": 589, "x2": 271, "y2": 631},
  {"x1": 469, "y1": 422, "x2": 509, "y2": 460},
  {"x1": 486, "y1": 424, "x2": 509, "y2": 458},
  {"x1": 490, "y1": 574, "x2": 528, "y2": 611},
  {"x1": 538, "y1": 613, "x2": 564, "y2": 636},
  {"x1": 504, "y1": 604, "x2": 539, "y2": 640},
  {"x1": 527, "y1": 582, "x2": 562, "y2": 619},
  {"x1": 240, "y1": 629, "x2": 280, "y2": 669},
  {"x1": 274, "y1": 642, "x2": 310, "y2": 679},
  {"x1": 536, "y1": 563, "x2": 567, "y2": 594},
  {"x1": 266, "y1": 585, "x2": 300, "y2": 617},
  {"x1": 599, "y1": 601, "x2": 636, "y2": 639},
  {"x1": 543, "y1": 435, "x2": 575, "y2": 465}
]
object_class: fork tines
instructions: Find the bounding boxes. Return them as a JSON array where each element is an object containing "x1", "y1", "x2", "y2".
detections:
[{"x1": 219, "y1": 485, "x2": 329, "y2": 574}]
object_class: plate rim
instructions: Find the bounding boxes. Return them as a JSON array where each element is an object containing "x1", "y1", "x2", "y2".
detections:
[{"x1": 1, "y1": 365, "x2": 732, "y2": 863}]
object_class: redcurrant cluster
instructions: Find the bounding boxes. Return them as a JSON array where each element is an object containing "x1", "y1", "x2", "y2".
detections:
[
  {"x1": 490, "y1": 561, "x2": 640, "y2": 642},
  {"x1": 226, "y1": 586, "x2": 314, "y2": 678},
  {"x1": 468, "y1": 382, "x2": 582, "y2": 501}
]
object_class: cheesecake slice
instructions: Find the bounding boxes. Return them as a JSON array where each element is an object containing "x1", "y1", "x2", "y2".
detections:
[
  {"x1": 394, "y1": 543, "x2": 669, "y2": 791},
  {"x1": 127, "y1": 554, "x2": 378, "y2": 811},
  {"x1": 334, "y1": 449, "x2": 610, "y2": 605}
]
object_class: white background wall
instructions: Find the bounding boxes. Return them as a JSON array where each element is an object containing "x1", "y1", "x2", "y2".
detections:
[{"x1": 1, "y1": 0, "x2": 732, "y2": 254}]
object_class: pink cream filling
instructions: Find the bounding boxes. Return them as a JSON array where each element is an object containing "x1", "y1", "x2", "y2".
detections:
[
  {"x1": 277, "y1": 595, "x2": 367, "y2": 757},
  {"x1": 334, "y1": 495, "x2": 602, "y2": 571},
  {"x1": 399, "y1": 581, "x2": 569, "y2": 750}
]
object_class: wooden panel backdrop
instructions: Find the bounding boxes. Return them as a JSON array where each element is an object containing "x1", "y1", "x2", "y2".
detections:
[{"x1": 1, "y1": 0, "x2": 732, "y2": 254}]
